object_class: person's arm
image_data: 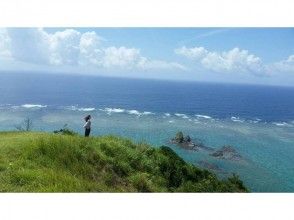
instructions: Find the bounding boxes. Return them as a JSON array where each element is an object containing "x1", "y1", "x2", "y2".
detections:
[{"x1": 83, "y1": 121, "x2": 90, "y2": 128}]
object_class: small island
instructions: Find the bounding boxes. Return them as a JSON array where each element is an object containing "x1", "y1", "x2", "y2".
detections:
[
  {"x1": 210, "y1": 145, "x2": 243, "y2": 161},
  {"x1": 170, "y1": 131, "x2": 213, "y2": 151},
  {"x1": 171, "y1": 132, "x2": 244, "y2": 161},
  {"x1": 171, "y1": 131, "x2": 195, "y2": 149}
]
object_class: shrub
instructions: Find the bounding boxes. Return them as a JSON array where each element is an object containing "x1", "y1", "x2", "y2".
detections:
[
  {"x1": 227, "y1": 173, "x2": 248, "y2": 192},
  {"x1": 129, "y1": 173, "x2": 153, "y2": 192},
  {"x1": 53, "y1": 124, "x2": 78, "y2": 136}
]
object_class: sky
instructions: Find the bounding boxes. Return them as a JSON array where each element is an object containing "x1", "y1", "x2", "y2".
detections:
[{"x1": 0, "y1": 28, "x2": 293, "y2": 86}]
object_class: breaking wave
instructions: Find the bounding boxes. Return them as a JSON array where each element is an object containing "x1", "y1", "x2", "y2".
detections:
[
  {"x1": 18, "y1": 104, "x2": 47, "y2": 109},
  {"x1": 98, "y1": 107, "x2": 154, "y2": 116},
  {"x1": 272, "y1": 122, "x2": 293, "y2": 127},
  {"x1": 231, "y1": 116, "x2": 245, "y2": 123},
  {"x1": 2, "y1": 104, "x2": 294, "y2": 127},
  {"x1": 195, "y1": 114, "x2": 212, "y2": 119},
  {"x1": 127, "y1": 110, "x2": 154, "y2": 116},
  {"x1": 175, "y1": 113, "x2": 189, "y2": 119},
  {"x1": 100, "y1": 108, "x2": 125, "y2": 114},
  {"x1": 66, "y1": 106, "x2": 95, "y2": 112}
]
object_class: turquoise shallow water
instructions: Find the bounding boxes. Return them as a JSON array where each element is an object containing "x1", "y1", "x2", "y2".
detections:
[{"x1": 1, "y1": 106, "x2": 294, "y2": 192}]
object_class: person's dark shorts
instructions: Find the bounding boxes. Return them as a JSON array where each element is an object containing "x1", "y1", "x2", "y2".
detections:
[{"x1": 85, "y1": 128, "x2": 91, "y2": 137}]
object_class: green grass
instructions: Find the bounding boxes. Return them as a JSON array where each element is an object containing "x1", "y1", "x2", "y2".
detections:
[{"x1": 0, "y1": 131, "x2": 248, "y2": 192}]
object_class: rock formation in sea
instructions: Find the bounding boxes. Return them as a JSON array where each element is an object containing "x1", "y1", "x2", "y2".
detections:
[
  {"x1": 210, "y1": 145, "x2": 242, "y2": 161},
  {"x1": 170, "y1": 131, "x2": 213, "y2": 151}
]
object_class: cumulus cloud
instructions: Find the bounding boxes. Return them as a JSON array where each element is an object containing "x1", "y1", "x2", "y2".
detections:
[
  {"x1": 271, "y1": 55, "x2": 294, "y2": 73},
  {"x1": 101, "y1": 46, "x2": 187, "y2": 70},
  {"x1": 137, "y1": 58, "x2": 187, "y2": 71},
  {"x1": 0, "y1": 29, "x2": 12, "y2": 59},
  {"x1": 79, "y1": 31, "x2": 104, "y2": 66},
  {"x1": 201, "y1": 48, "x2": 264, "y2": 74},
  {"x1": 175, "y1": 46, "x2": 265, "y2": 75},
  {"x1": 102, "y1": 46, "x2": 142, "y2": 69},
  {"x1": 7, "y1": 28, "x2": 50, "y2": 64},
  {"x1": 175, "y1": 46, "x2": 208, "y2": 60},
  {"x1": 1, "y1": 28, "x2": 185, "y2": 72},
  {"x1": 7, "y1": 28, "x2": 92, "y2": 66},
  {"x1": 48, "y1": 29, "x2": 82, "y2": 65}
]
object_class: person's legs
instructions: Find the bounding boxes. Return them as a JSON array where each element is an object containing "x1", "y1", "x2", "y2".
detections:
[{"x1": 85, "y1": 128, "x2": 90, "y2": 137}]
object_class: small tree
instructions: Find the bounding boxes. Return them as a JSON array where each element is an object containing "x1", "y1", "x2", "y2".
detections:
[{"x1": 15, "y1": 117, "x2": 33, "y2": 131}]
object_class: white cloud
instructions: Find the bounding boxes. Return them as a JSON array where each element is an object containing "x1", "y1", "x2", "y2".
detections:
[
  {"x1": 0, "y1": 29, "x2": 12, "y2": 59},
  {"x1": 272, "y1": 55, "x2": 294, "y2": 73},
  {"x1": 1, "y1": 28, "x2": 185, "y2": 72},
  {"x1": 7, "y1": 28, "x2": 50, "y2": 64},
  {"x1": 79, "y1": 31, "x2": 103, "y2": 66},
  {"x1": 48, "y1": 29, "x2": 81, "y2": 65},
  {"x1": 175, "y1": 46, "x2": 208, "y2": 60},
  {"x1": 101, "y1": 46, "x2": 187, "y2": 71},
  {"x1": 138, "y1": 58, "x2": 187, "y2": 71},
  {"x1": 201, "y1": 48, "x2": 264, "y2": 74},
  {"x1": 175, "y1": 46, "x2": 265, "y2": 75},
  {"x1": 102, "y1": 46, "x2": 142, "y2": 69}
]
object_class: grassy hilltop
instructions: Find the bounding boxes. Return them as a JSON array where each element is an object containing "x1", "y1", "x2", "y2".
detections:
[{"x1": 0, "y1": 131, "x2": 248, "y2": 192}]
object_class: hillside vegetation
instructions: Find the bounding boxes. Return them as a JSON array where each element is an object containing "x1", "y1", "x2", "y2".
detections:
[{"x1": 0, "y1": 132, "x2": 248, "y2": 192}]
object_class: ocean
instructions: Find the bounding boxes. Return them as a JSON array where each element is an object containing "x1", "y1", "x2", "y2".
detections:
[{"x1": 1, "y1": 72, "x2": 294, "y2": 192}]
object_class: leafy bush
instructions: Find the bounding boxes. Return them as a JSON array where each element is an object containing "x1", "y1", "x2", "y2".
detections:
[
  {"x1": 128, "y1": 173, "x2": 153, "y2": 192},
  {"x1": 53, "y1": 124, "x2": 78, "y2": 136}
]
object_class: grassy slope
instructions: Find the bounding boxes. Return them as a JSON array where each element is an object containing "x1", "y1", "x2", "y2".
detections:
[{"x1": 0, "y1": 132, "x2": 248, "y2": 192}]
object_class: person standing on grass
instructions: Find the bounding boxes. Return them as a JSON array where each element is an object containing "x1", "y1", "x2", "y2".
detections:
[{"x1": 83, "y1": 115, "x2": 91, "y2": 137}]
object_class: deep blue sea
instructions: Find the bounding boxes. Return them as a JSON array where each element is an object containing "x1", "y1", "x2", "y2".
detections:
[{"x1": 1, "y1": 72, "x2": 294, "y2": 192}]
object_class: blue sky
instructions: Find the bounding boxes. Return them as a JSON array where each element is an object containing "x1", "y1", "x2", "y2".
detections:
[{"x1": 0, "y1": 28, "x2": 293, "y2": 86}]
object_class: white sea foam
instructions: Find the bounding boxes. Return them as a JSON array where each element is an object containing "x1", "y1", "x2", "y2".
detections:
[
  {"x1": 175, "y1": 113, "x2": 189, "y2": 119},
  {"x1": 98, "y1": 108, "x2": 154, "y2": 116},
  {"x1": 21, "y1": 104, "x2": 47, "y2": 108},
  {"x1": 272, "y1": 122, "x2": 291, "y2": 127},
  {"x1": 248, "y1": 118, "x2": 262, "y2": 123},
  {"x1": 66, "y1": 106, "x2": 95, "y2": 111},
  {"x1": 195, "y1": 114, "x2": 212, "y2": 119},
  {"x1": 231, "y1": 116, "x2": 245, "y2": 123},
  {"x1": 127, "y1": 110, "x2": 141, "y2": 115},
  {"x1": 78, "y1": 108, "x2": 95, "y2": 112},
  {"x1": 168, "y1": 120, "x2": 174, "y2": 123},
  {"x1": 101, "y1": 108, "x2": 125, "y2": 114},
  {"x1": 142, "y1": 111, "x2": 154, "y2": 115},
  {"x1": 164, "y1": 113, "x2": 171, "y2": 117},
  {"x1": 126, "y1": 110, "x2": 154, "y2": 116}
]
